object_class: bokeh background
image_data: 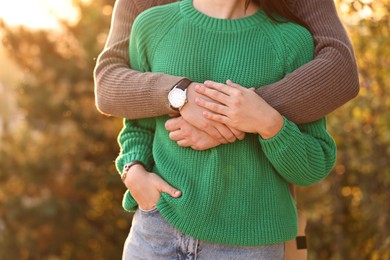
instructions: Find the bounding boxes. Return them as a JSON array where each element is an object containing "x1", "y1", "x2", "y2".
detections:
[{"x1": 0, "y1": 0, "x2": 389, "y2": 259}]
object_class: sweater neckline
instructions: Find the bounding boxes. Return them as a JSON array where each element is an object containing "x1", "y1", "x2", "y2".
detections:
[{"x1": 180, "y1": 0, "x2": 266, "y2": 31}]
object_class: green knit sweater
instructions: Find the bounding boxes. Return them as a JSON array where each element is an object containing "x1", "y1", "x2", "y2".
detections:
[{"x1": 116, "y1": 0, "x2": 336, "y2": 246}]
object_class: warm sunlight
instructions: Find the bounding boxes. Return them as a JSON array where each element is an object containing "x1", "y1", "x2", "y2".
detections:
[{"x1": 0, "y1": 0, "x2": 79, "y2": 29}]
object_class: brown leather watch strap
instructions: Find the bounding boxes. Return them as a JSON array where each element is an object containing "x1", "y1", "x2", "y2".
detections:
[{"x1": 172, "y1": 78, "x2": 192, "y2": 91}]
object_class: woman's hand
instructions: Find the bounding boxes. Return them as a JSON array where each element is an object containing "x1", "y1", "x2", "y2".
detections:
[
  {"x1": 195, "y1": 80, "x2": 284, "y2": 139},
  {"x1": 165, "y1": 116, "x2": 222, "y2": 150},
  {"x1": 124, "y1": 164, "x2": 181, "y2": 210}
]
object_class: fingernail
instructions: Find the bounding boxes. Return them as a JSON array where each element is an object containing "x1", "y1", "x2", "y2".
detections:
[{"x1": 174, "y1": 190, "x2": 181, "y2": 196}]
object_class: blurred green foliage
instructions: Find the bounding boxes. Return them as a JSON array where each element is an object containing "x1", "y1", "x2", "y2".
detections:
[
  {"x1": 0, "y1": 0, "x2": 129, "y2": 259},
  {"x1": 0, "y1": 0, "x2": 389, "y2": 259},
  {"x1": 300, "y1": 1, "x2": 390, "y2": 259}
]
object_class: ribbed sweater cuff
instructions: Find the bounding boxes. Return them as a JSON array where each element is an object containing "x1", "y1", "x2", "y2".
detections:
[
  {"x1": 258, "y1": 117, "x2": 299, "y2": 152},
  {"x1": 117, "y1": 151, "x2": 154, "y2": 174},
  {"x1": 122, "y1": 190, "x2": 138, "y2": 212}
]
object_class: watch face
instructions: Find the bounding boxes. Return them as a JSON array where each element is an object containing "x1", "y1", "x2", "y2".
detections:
[{"x1": 168, "y1": 88, "x2": 186, "y2": 108}]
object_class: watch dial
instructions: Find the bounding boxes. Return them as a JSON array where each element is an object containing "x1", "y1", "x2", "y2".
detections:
[{"x1": 168, "y1": 88, "x2": 186, "y2": 108}]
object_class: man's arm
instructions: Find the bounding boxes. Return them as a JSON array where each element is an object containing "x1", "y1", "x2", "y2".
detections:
[
  {"x1": 94, "y1": 0, "x2": 243, "y2": 143},
  {"x1": 94, "y1": 0, "x2": 181, "y2": 118},
  {"x1": 94, "y1": 0, "x2": 359, "y2": 124},
  {"x1": 256, "y1": 0, "x2": 359, "y2": 124}
]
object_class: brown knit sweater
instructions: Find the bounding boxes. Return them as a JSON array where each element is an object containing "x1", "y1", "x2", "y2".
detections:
[{"x1": 94, "y1": 0, "x2": 359, "y2": 124}]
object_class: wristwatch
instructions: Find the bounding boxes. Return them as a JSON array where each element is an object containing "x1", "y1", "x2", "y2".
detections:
[{"x1": 168, "y1": 78, "x2": 192, "y2": 111}]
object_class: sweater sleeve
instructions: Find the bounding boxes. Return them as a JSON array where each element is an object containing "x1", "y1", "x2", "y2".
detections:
[
  {"x1": 114, "y1": 11, "x2": 159, "y2": 211},
  {"x1": 257, "y1": 22, "x2": 336, "y2": 186},
  {"x1": 256, "y1": 0, "x2": 359, "y2": 124},
  {"x1": 115, "y1": 118, "x2": 155, "y2": 174},
  {"x1": 259, "y1": 117, "x2": 336, "y2": 186},
  {"x1": 114, "y1": 9, "x2": 161, "y2": 173},
  {"x1": 93, "y1": 0, "x2": 183, "y2": 118},
  {"x1": 115, "y1": 117, "x2": 155, "y2": 212}
]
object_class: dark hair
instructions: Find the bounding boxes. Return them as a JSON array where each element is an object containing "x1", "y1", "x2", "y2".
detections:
[{"x1": 246, "y1": 0, "x2": 308, "y2": 29}]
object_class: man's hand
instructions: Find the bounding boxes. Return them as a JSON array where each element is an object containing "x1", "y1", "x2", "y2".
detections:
[
  {"x1": 124, "y1": 164, "x2": 181, "y2": 211},
  {"x1": 180, "y1": 83, "x2": 245, "y2": 144},
  {"x1": 165, "y1": 116, "x2": 220, "y2": 150}
]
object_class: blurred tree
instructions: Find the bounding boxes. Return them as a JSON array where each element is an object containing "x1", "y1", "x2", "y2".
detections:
[
  {"x1": 298, "y1": 1, "x2": 390, "y2": 259},
  {"x1": 0, "y1": 0, "x2": 389, "y2": 259},
  {"x1": 0, "y1": 0, "x2": 130, "y2": 259}
]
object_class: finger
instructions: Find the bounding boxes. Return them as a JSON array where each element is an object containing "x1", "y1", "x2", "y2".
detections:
[
  {"x1": 229, "y1": 127, "x2": 245, "y2": 140},
  {"x1": 203, "y1": 110, "x2": 230, "y2": 125},
  {"x1": 211, "y1": 131, "x2": 228, "y2": 144},
  {"x1": 226, "y1": 80, "x2": 243, "y2": 89},
  {"x1": 196, "y1": 123, "x2": 228, "y2": 144},
  {"x1": 195, "y1": 84, "x2": 230, "y2": 105},
  {"x1": 177, "y1": 139, "x2": 191, "y2": 147},
  {"x1": 195, "y1": 98, "x2": 228, "y2": 116},
  {"x1": 155, "y1": 177, "x2": 182, "y2": 198},
  {"x1": 217, "y1": 126, "x2": 236, "y2": 143},
  {"x1": 204, "y1": 80, "x2": 237, "y2": 96},
  {"x1": 165, "y1": 117, "x2": 183, "y2": 131},
  {"x1": 169, "y1": 130, "x2": 184, "y2": 141}
]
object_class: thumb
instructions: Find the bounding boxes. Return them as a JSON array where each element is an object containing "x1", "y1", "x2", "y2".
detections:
[{"x1": 157, "y1": 178, "x2": 182, "y2": 198}]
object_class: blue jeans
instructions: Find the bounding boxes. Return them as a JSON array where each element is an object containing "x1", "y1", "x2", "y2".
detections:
[{"x1": 123, "y1": 208, "x2": 285, "y2": 260}]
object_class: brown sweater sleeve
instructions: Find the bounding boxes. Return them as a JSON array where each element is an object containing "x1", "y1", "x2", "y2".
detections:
[
  {"x1": 255, "y1": 0, "x2": 360, "y2": 123},
  {"x1": 94, "y1": 0, "x2": 359, "y2": 123},
  {"x1": 94, "y1": 0, "x2": 182, "y2": 118}
]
